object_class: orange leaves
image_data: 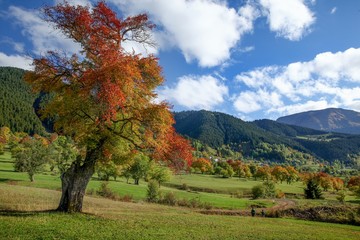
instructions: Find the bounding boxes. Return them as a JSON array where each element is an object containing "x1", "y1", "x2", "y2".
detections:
[
  {"x1": 97, "y1": 78, "x2": 126, "y2": 121},
  {"x1": 153, "y1": 128, "x2": 194, "y2": 173},
  {"x1": 26, "y1": 1, "x2": 189, "y2": 171},
  {"x1": 192, "y1": 158, "x2": 212, "y2": 173}
]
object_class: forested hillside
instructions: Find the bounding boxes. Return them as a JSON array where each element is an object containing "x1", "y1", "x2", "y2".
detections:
[
  {"x1": 174, "y1": 111, "x2": 360, "y2": 165},
  {"x1": 0, "y1": 67, "x2": 45, "y2": 134},
  {"x1": 2, "y1": 67, "x2": 360, "y2": 165}
]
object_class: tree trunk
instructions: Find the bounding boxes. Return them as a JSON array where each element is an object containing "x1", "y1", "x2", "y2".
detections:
[
  {"x1": 57, "y1": 141, "x2": 104, "y2": 212},
  {"x1": 29, "y1": 173, "x2": 34, "y2": 182}
]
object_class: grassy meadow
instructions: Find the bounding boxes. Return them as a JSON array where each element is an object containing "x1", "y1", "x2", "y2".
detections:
[{"x1": 1, "y1": 151, "x2": 360, "y2": 239}]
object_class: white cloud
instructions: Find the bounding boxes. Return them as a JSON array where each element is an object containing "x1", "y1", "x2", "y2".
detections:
[
  {"x1": 234, "y1": 89, "x2": 283, "y2": 113},
  {"x1": 0, "y1": 52, "x2": 32, "y2": 70},
  {"x1": 110, "y1": 0, "x2": 259, "y2": 67},
  {"x1": 54, "y1": 0, "x2": 92, "y2": 7},
  {"x1": 8, "y1": 6, "x2": 81, "y2": 56},
  {"x1": 158, "y1": 75, "x2": 228, "y2": 110},
  {"x1": 234, "y1": 48, "x2": 360, "y2": 116},
  {"x1": 259, "y1": 0, "x2": 316, "y2": 41},
  {"x1": 330, "y1": 7, "x2": 337, "y2": 14},
  {"x1": 271, "y1": 99, "x2": 336, "y2": 116}
]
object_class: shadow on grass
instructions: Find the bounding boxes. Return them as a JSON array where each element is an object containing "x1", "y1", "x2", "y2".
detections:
[
  {"x1": 347, "y1": 200, "x2": 360, "y2": 204},
  {"x1": 0, "y1": 209, "x2": 97, "y2": 218},
  {"x1": 0, "y1": 178, "x2": 10, "y2": 182},
  {"x1": 0, "y1": 209, "x2": 58, "y2": 217},
  {"x1": 0, "y1": 169, "x2": 15, "y2": 173}
]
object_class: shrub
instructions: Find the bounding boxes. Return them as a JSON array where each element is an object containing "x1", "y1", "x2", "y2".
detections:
[
  {"x1": 263, "y1": 180, "x2": 276, "y2": 198},
  {"x1": 119, "y1": 194, "x2": 133, "y2": 202},
  {"x1": 252, "y1": 185, "x2": 264, "y2": 199},
  {"x1": 181, "y1": 183, "x2": 189, "y2": 191},
  {"x1": 336, "y1": 191, "x2": 346, "y2": 203},
  {"x1": 147, "y1": 180, "x2": 160, "y2": 202},
  {"x1": 96, "y1": 182, "x2": 116, "y2": 199},
  {"x1": 275, "y1": 189, "x2": 285, "y2": 199},
  {"x1": 160, "y1": 192, "x2": 177, "y2": 206}
]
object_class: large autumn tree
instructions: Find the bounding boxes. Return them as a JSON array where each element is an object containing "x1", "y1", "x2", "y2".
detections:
[{"x1": 26, "y1": 1, "x2": 192, "y2": 212}]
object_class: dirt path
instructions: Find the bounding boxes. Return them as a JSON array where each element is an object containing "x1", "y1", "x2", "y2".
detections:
[{"x1": 198, "y1": 199, "x2": 296, "y2": 217}]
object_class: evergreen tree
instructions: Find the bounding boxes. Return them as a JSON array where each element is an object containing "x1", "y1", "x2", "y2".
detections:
[{"x1": 304, "y1": 179, "x2": 322, "y2": 199}]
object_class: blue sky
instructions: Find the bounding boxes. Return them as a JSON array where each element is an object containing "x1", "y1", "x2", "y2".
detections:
[{"x1": 1, "y1": 0, "x2": 360, "y2": 120}]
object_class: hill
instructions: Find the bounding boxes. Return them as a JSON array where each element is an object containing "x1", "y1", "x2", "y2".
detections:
[
  {"x1": 277, "y1": 108, "x2": 360, "y2": 134},
  {"x1": 2, "y1": 67, "x2": 360, "y2": 164},
  {"x1": 0, "y1": 67, "x2": 45, "y2": 134},
  {"x1": 174, "y1": 110, "x2": 360, "y2": 164}
]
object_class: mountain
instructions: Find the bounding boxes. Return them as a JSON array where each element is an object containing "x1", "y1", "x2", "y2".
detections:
[
  {"x1": 174, "y1": 110, "x2": 360, "y2": 164},
  {"x1": 0, "y1": 67, "x2": 45, "y2": 135},
  {"x1": 277, "y1": 108, "x2": 360, "y2": 134},
  {"x1": 2, "y1": 66, "x2": 360, "y2": 164}
]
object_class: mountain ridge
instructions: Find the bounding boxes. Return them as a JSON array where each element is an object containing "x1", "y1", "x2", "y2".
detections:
[{"x1": 277, "y1": 108, "x2": 360, "y2": 134}]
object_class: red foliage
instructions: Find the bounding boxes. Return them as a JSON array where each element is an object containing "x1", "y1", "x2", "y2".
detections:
[
  {"x1": 154, "y1": 128, "x2": 194, "y2": 173},
  {"x1": 347, "y1": 176, "x2": 360, "y2": 188}
]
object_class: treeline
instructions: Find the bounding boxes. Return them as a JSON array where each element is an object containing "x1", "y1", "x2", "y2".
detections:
[{"x1": 0, "y1": 67, "x2": 45, "y2": 135}]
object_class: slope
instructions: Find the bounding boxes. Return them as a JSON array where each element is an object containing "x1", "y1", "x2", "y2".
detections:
[{"x1": 277, "y1": 108, "x2": 360, "y2": 134}]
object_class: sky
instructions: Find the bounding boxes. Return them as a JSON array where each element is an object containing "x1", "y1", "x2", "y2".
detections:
[{"x1": 1, "y1": 0, "x2": 360, "y2": 121}]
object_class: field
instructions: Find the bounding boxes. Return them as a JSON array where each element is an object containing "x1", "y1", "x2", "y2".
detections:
[{"x1": 1, "y1": 152, "x2": 360, "y2": 239}]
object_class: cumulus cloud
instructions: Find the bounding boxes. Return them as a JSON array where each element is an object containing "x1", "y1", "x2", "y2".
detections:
[
  {"x1": 109, "y1": 0, "x2": 259, "y2": 67},
  {"x1": 259, "y1": 0, "x2": 316, "y2": 41},
  {"x1": 0, "y1": 52, "x2": 33, "y2": 70},
  {"x1": 8, "y1": 6, "x2": 81, "y2": 56},
  {"x1": 234, "y1": 48, "x2": 360, "y2": 116},
  {"x1": 158, "y1": 75, "x2": 228, "y2": 110}
]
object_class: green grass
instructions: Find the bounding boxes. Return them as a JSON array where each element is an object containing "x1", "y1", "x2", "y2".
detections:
[
  {"x1": 1, "y1": 185, "x2": 359, "y2": 240},
  {"x1": 0, "y1": 152, "x2": 272, "y2": 209},
  {"x1": 167, "y1": 174, "x2": 305, "y2": 194}
]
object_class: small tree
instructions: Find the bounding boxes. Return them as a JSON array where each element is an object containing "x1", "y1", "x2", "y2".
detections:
[
  {"x1": 263, "y1": 180, "x2": 276, "y2": 198},
  {"x1": 149, "y1": 164, "x2": 172, "y2": 187},
  {"x1": 129, "y1": 154, "x2": 151, "y2": 185},
  {"x1": 252, "y1": 184, "x2": 264, "y2": 199},
  {"x1": 13, "y1": 139, "x2": 49, "y2": 182},
  {"x1": 147, "y1": 180, "x2": 160, "y2": 202},
  {"x1": 304, "y1": 179, "x2": 322, "y2": 199}
]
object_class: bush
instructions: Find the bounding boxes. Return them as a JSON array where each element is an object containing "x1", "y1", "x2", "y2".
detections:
[
  {"x1": 275, "y1": 189, "x2": 285, "y2": 199},
  {"x1": 252, "y1": 185, "x2": 264, "y2": 199},
  {"x1": 181, "y1": 183, "x2": 189, "y2": 191},
  {"x1": 336, "y1": 191, "x2": 346, "y2": 203},
  {"x1": 263, "y1": 180, "x2": 276, "y2": 198},
  {"x1": 96, "y1": 182, "x2": 116, "y2": 199},
  {"x1": 119, "y1": 194, "x2": 133, "y2": 202},
  {"x1": 147, "y1": 180, "x2": 160, "y2": 202},
  {"x1": 160, "y1": 192, "x2": 177, "y2": 206}
]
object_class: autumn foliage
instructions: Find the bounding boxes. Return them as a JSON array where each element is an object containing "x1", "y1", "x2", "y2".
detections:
[{"x1": 24, "y1": 1, "x2": 193, "y2": 212}]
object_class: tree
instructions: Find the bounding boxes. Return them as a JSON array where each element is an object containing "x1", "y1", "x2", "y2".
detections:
[
  {"x1": 13, "y1": 138, "x2": 49, "y2": 182},
  {"x1": 25, "y1": 1, "x2": 192, "y2": 212},
  {"x1": 148, "y1": 164, "x2": 172, "y2": 187},
  {"x1": 129, "y1": 153, "x2": 151, "y2": 185},
  {"x1": 252, "y1": 185, "x2": 264, "y2": 199},
  {"x1": 191, "y1": 158, "x2": 212, "y2": 174},
  {"x1": 271, "y1": 166, "x2": 289, "y2": 183},
  {"x1": 304, "y1": 179, "x2": 322, "y2": 199},
  {"x1": 48, "y1": 135, "x2": 78, "y2": 174},
  {"x1": 262, "y1": 180, "x2": 276, "y2": 198}
]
